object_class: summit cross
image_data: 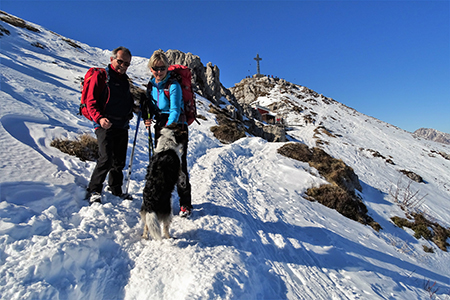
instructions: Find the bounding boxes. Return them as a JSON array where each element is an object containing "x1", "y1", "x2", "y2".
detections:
[{"x1": 254, "y1": 53, "x2": 262, "y2": 75}]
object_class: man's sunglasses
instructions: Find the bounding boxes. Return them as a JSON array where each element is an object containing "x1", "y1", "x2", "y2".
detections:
[
  {"x1": 152, "y1": 66, "x2": 167, "y2": 72},
  {"x1": 116, "y1": 59, "x2": 131, "y2": 67}
]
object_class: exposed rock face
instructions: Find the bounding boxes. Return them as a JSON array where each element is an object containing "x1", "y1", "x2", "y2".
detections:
[
  {"x1": 165, "y1": 50, "x2": 231, "y2": 105},
  {"x1": 246, "y1": 121, "x2": 286, "y2": 142},
  {"x1": 230, "y1": 76, "x2": 296, "y2": 106},
  {"x1": 229, "y1": 76, "x2": 301, "y2": 123},
  {"x1": 413, "y1": 128, "x2": 450, "y2": 145}
]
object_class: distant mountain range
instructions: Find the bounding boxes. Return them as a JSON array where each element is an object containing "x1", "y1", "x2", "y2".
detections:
[{"x1": 413, "y1": 128, "x2": 450, "y2": 145}]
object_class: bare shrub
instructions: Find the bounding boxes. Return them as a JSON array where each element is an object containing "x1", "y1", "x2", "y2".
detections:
[
  {"x1": 390, "y1": 178, "x2": 450, "y2": 252},
  {"x1": 51, "y1": 134, "x2": 98, "y2": 162},
  {"x1": 386, "y1": 235, "x2": 415, "y2": 255},
  {"x1": 424, "y1": 280, "x2": 440, "y2": 299},
  {"x1": 389, "y1": 178, "x2": 427, "y2": 213}
]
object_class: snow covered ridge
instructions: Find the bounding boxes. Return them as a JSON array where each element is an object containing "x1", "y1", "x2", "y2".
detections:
[
  {"x1": 0, "y1": 10, "x2": 40, "y2": 33},
  {"x1": 1, "y1": 10, "x2": 450, "y2": 300},
  {"x1": 234, "y1": 75, "x2": 450, "y2": 241}
]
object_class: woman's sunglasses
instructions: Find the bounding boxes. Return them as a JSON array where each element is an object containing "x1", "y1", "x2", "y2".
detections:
[{"x1": 152, "y1": 66, "x2": 167, "y2": 72}]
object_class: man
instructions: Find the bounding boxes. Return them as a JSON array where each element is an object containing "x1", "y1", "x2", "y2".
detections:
[{"x1": 85, "y1": 46, "x2": 135, "y2": 204}]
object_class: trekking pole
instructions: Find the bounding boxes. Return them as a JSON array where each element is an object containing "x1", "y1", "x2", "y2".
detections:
[
  {"x1": 124, "y1": 110, "x2": 142, "y2": 195},
  {"x1": 147, "y1": 114, "x2": 154, "y2": 160}
]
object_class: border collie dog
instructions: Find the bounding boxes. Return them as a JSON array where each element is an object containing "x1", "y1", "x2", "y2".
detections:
[{"x1": 141, "y1": 126, "x2": 188, "y2": 240}]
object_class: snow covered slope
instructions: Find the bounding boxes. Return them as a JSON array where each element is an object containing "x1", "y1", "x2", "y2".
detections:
[
  {"x1": 1, "y1": 12, "x2": 449, "y2": 300},
  {"x1": 251, "y1": 79, "x2": 450, "y2": 226}
]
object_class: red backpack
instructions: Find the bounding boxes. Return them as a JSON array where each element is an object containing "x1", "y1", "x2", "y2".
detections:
[
  {"x1": 164, "y1": 64, "x2": 197, "y2": 126},
  {"x1": 79, "y1": 68, "x2": 109, "y2": 121}
]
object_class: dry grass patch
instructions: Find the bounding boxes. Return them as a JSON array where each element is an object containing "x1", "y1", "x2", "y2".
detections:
[
  {"x1": 389, "y1": 179, "x2": 450, "y2": 252},
  {"x1": 51, "y1": 134, "x2": 98, "y2": 162},
  {"x1": 306, "y1": 184, "x2": 380, "y2": 230},
  {"x1": 62, "y1": 38, "x2": 81, "y2": 49},
  {"x1": 362, "y1": 148, "x2": 395, "y2": 165},
  {"x1": 209, "y1": 105, "x2": 246, "y2": 144},
  {"x1": 278, "y1": 143, "x2": 362, "y2": 193},
  {"x1": 391, "y1": 213, "x2": 450, "y2": 252},
  {"x1": 0, "y1": 11, "x2": 40, "y2": 32},
  {"x1": 31, "y1": 41, "x2": 45, "y2": 49},
  {"x1": 278, "y1": 143, "x2": 380, "y2": 231},
  {"x1": 314, "y1": 126, "x2": 336, "y2": 138},
  {"x1": 430, "y1": 150, "x2": 450, "y2": 160},
  {"x1": 0, "y1": 24, "x2": 10, "y2": 36},
  {"x1": 399, "y1": 170, "x2": 424, "y2": 183}
]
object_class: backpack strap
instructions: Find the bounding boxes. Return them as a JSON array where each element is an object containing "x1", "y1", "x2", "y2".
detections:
[
  {"x1": 96, "y1": 68, "x2": 110, "y2": 111},
  {"x1": 163, "y1": 73, "x2": 184, "y2": 113},
  {"x1": 163, "y1": 76, "x2": 175, "y2": 100}
]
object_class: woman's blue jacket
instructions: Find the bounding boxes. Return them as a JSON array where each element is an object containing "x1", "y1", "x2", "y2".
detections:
[{"x1": 147, "y1": 72, "x2": 182, "y2": 126}]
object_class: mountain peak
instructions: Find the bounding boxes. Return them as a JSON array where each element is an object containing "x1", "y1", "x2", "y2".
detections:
[{"x1": 414, "y1": 128, "x2": 450, "y2": 145}]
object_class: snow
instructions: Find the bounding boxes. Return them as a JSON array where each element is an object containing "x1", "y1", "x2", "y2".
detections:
[{"x1": 1, "y1": 14, "x2": 450, "y2": 300}]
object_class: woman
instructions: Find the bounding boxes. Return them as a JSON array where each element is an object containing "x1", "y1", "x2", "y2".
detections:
[{"x1": 143, "y1": 49, "x2": 193, "y2": 217}]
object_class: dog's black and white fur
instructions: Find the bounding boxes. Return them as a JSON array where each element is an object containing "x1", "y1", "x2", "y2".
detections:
[{"x1": 140, "y1": 125, "x2": 188, "y2": 240}]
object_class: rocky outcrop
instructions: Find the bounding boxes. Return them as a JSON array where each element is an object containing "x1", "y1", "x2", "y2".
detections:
[
  {"x1": 247, "y1": 121, "x2": 286, "y2": 142},
  {"x1": 165, "y1": 50, "x2": 232, "y2": 105},
  {"x1": 230, "y1": 76, "x2": 297, "y2": 106},
  {"x1": 413, "y1": 128, "x2": 450, "y2": 145},
  {"x1": 231, "y1": 76, "x2": 276, "y2": 106},
  {"x1": 165, "y1": 50, "x2": 286, "y2": 143}
]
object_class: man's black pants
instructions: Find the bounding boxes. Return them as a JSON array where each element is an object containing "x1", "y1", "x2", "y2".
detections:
[{"x1": 88, "y1": 127, "x2": 128, "y2": 195}]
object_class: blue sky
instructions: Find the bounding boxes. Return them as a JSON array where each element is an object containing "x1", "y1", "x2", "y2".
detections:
[{"x1": 2, "y1": 0, "x2": 449, "y2": 134}]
